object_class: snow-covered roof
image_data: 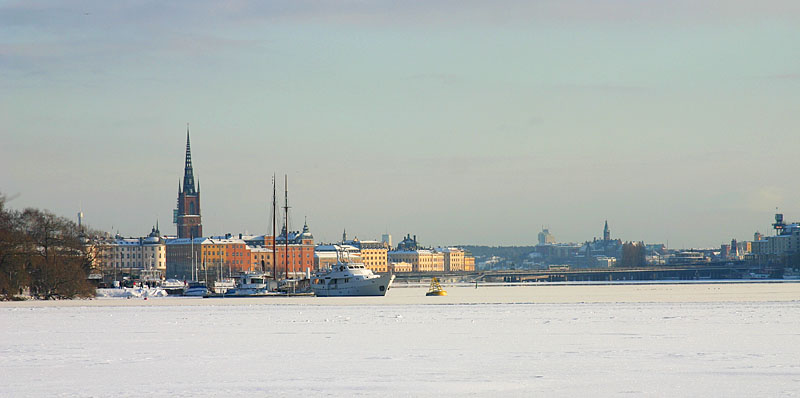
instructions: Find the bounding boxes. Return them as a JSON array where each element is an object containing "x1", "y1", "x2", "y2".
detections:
[
  {"x1": 316, "y1": 244, "x2": 359, "y2": 252},
  {"x1": 204, "y1": 237, "x2": 245, "y2": 245},
  {"x1": 247, "y1": 246, "x2": 273, "y2": 253},
  {"x1": 389, "y1": 249, "x2": 435, "y2": 255},
  {"x1": 165, "y1": 237, "x2": 209, "y2": 245},
  {"x1": 315, "y1": 252, "x2": 340, "y2": 259}
]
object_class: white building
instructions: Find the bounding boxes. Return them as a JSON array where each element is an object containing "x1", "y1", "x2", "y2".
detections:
[{"x1": 95, "y1": 226, "x2": 166, "y2": 277}]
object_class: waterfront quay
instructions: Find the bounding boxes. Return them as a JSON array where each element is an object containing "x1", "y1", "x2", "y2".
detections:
[{"x1": 394, "y1": 262, "x2": 775, "y2": 283}]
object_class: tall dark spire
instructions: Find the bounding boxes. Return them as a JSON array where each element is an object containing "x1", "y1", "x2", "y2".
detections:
[
  {"x1": 183, "y1": 125, "x2": 196, "y2": 195},
  {"x1": 603, "y1": 220, "x2": 610, "y2": 241}
]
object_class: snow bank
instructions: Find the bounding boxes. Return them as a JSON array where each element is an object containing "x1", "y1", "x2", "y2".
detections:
[{"x1": 96, "y1": 287, "x2": 169, "y2": 298}]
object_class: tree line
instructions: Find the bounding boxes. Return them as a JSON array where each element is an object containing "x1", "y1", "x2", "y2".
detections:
[{"x1": 0, "y1": 195, "x2": 95, "y2": 300}]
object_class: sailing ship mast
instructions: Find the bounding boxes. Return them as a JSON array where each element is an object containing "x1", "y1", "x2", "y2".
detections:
[
  {"x1": 190, "y1": 234, "x2": 195, "y2": 281},
  {"x1": 284, "y1": 174, "x2": 290, "y2": 280},
  {"x1": 272, "y1": 174, "x2": 277, "y2": 282}
]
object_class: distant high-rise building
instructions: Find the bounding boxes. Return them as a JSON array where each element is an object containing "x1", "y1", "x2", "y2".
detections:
[
  {"x1": 381, "y1": 233, "x2": 392, "y2": 248},
  {"x1": 538, "y1": 228, "x2": 556, "y2": 245},
  {"x1": 176, "y1": 128, "x2": 202, "y2": 239}
]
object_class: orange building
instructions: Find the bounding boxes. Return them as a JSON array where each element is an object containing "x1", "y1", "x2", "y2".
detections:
[
  {"x1": 252, "y1": 222, "x2": 315, "y2": 278},
  {"x1": 166, "y1": 236, "x2": 251, "y2": 279},
  {"x1": 202, "y1": 237, "x2": 250, "y2": 273},
  {"x1": 249, "y1": 247, "x2": 274, "y2": 273}
]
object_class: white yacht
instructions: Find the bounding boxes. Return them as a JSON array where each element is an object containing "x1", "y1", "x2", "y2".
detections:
[
  {"x1": 212, "y1": 278, "x2": 236, "y2": 294},
  {"x1": 183, "y1": 281, "x2": 209, "y2": 296},
  {"x1": 311, "y1": 261, "x2": 395, "y2": 297},
  {"x1": 224, "y1": 272, "x2": 270, "y2": 296},
  {"x1": 162, "y1": 279, "x2": 186, "y2": 295}
]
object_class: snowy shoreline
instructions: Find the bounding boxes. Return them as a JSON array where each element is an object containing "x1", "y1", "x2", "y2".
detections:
[{"x1": 2, "y1": 282, "x2": 799, "y2": 308}]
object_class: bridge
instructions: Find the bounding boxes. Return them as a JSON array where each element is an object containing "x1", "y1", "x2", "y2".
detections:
[{"x1": 392, "y1": 262, "x2": 767, "y2": 283}]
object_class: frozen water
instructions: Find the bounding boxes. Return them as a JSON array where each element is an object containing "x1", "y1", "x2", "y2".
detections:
[{"x1": 1, "y1": 283, "x2": 799, "y2": 397}]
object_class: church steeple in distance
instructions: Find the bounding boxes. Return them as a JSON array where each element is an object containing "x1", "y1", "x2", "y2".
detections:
[
  {"x1": 176, "y1": 124, "x2": 202, "y2": 239},
  {"x1": 183, "y1": 125, "x2": 196, "y2": 195},
  {"x1": 603, "y1": 220, "x2": 610, "y2": 241}
]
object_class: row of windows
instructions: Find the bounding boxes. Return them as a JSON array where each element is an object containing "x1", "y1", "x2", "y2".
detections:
[
  {"x1": 111, "y1": 262, "x2": 164, "y2": 268},
  {"x1": 113, "y1": 246, "x2": 162, "y2": 252},
  {"x1": 105, "y1": 253, "x2": 164, "y2": 259}
]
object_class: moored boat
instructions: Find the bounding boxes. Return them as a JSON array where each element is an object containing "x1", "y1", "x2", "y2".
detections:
[
  {"x1": 162, "y1": 279, "x2": 186, "y2": 295},
  {"x1": 311, "y1": 261, "x2": 394, "y2": 297},
  {"x1": 212, "y1": 278, "x2": 236, "y2": 294},
  {"x1": 223, "y1": 272, "x2": 270, "y2": 296},
  {"x1": 183, "y1": 281, "x2": 209, "y2": 296}
]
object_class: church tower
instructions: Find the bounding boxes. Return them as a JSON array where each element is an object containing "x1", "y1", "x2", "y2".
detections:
[
  {"x1": 603, "y1": 220, "x2": 610, "y2": 241},
  {"x1": 176, "y1": 127, "x2": 202, "y2": 239}
]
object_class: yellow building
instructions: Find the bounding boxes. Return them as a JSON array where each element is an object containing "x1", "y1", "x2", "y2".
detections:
[
  {"x1": 315, "y1": 244, "x2": 362, "y2": 270},
  {"x1": 388, "y1": 249, "x2": 444, "y2": 272},
  {"x1": 389, "y1": 261, "x2": 413, "y2": 273},
  {"x1": 352, "y1": 240, "x2": 389, "y2": 273},
  {"x1": 437, "y1": 247, "x2": 466, "y2": 272},
  {"x1": 464, "y1": 256, "x2": 475, "y2": 271}
]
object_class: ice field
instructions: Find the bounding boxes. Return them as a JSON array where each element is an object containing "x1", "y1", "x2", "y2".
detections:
[{"x1": 1, "y1": 283, "x2": 799, "y2": 397}]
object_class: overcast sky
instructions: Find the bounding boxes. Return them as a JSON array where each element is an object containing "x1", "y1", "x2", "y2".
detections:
[{"x1": 2, "y1": 1, "x2": 799, "y2": 248}]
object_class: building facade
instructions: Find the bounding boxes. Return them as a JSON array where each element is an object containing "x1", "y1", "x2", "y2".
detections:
[
  {"x1": 94, "y1": 226, "x2": 166, "y2": 281},
  {"x1": 343, "y1": 239, "x2": 389, "y2": 273},
  {"x1": 436, "y1": 247, "x2": 466, "y2": 272},
  {"x1": 249, "y1": 246, "x2": 274, "y2": 274},
  {"x1": 388, "y1": 249, "x2": 444, "y2": 272},
  {"x1": 315, "y1": 244, "x2": 362, "y2": 270},
  {"x1": 389, "y1": 261, "x2": 413, "y2": 273},
  {"x1": 165, "y1": 237, "x2": 205, "y2": 279},
  {"x1": 271, "y1": 222, "x2": 315, "y2": 278}
]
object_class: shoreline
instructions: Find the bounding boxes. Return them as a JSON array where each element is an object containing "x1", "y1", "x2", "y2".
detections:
[{"x1": 2, "y1": 281, "x2": 799, "y2": 308}]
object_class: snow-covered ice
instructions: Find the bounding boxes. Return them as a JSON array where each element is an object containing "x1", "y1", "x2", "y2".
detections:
[{"x1": 1, "y1": 283, "x2": 799, "y2": 397}]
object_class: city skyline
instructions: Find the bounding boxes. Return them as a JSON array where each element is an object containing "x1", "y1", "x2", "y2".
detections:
[{"x1": 2, "y1": 1, "x2": 799, "y2": 247}]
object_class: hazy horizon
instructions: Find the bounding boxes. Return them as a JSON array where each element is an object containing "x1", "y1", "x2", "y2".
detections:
[{"x1": 2, "y1": 1, "x2": 799, "y2": 248}]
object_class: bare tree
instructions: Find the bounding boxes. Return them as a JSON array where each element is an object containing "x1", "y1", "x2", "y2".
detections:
[
  {"x1": 0, "y1": 194, "x2": 94, "y2": 300},
  {"x1": 0, "y1": 196, "x2": 30, "y2": 298}
]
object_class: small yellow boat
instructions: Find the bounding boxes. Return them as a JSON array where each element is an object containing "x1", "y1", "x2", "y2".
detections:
[{"x1": 426, "y1": 277, "x2": 447, "y2": 296}]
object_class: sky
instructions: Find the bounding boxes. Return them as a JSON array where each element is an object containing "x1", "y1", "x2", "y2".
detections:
[{"x1": 1, "y1": 1, "x2": 799, "y2": 248}]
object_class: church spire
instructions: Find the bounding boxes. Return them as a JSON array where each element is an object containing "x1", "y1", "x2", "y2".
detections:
[
  {"x1": 603, "y1": 220, "x2": 610, "y2": 241},
  {"x1": 183, "y1": 124, "x2": 196, "y2": 195}
]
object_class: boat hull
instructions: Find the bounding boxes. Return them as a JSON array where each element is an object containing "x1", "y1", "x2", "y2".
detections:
[
  {"x1": 183, "y1": 288, "x2": 208, "y2": 296},
  {"x1": 312, "y1": 274, "x2": 395, "y2": 297},
  {"x1": 164, "y1": 287, "x2": 185, "y2": 296},
  {"x1": 223, "y1": 287, "x2": 269, "y2": 296}
]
